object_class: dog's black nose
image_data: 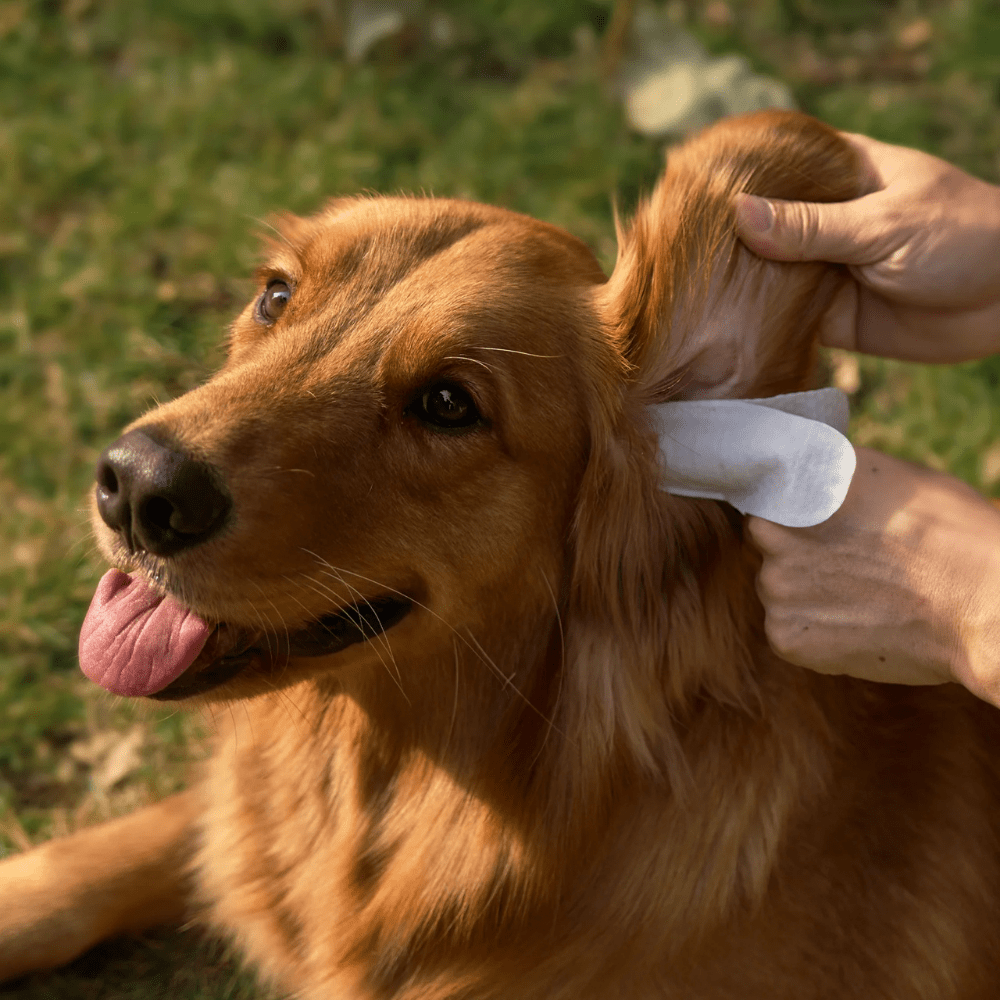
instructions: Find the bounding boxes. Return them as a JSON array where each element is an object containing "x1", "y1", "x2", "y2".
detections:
[{"x1": 95, "y1": 428, "x2": 231, "y2": 557}]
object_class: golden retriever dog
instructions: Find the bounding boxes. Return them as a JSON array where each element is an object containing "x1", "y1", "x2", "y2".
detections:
[{"x1": 2, "y1": 110, "x2": 999, "y2": 998}]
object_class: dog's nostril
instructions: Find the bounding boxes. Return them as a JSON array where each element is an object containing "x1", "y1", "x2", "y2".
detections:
[
  {"x1": 97, "y1": 463, "x2": 119, "y2": 495},
  {"x1": 140, "y1": 495, "x2": 176, "y2": 534}
]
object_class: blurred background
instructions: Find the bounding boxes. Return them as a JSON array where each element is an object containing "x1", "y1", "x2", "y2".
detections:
[{"x1": 1, "y1": 0, "x2": 998, "y2": 994}]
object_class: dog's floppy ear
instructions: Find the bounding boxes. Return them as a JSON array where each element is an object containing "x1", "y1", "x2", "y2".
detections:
[
  {"x1": 553, "y1": 115, "x2": 867, "y2": 803},
  {"x1": 600, "y1": 110, "x2": 868, "y2": 402}
]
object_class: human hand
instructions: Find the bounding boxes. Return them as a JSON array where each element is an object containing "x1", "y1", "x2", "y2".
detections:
[
  {"x1": 735, "y1": 133, "x2": 1000, "y2": 363},
  {"x1": 747, "y1": 447, "x2": 1000, "y2": 708}
]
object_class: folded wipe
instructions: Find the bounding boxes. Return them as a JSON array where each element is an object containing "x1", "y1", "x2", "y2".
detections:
[{"x1": 650, "y1": 387, "x2": 856, "y2": 528}]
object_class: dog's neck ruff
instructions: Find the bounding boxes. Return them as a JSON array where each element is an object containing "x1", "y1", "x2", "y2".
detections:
[{"x1": 650, "y1": 387, "x2": 855, "y2": 528}]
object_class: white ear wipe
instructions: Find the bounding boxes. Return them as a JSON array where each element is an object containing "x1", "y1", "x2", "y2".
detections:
[{"x1": 650, "y1": 387, "x2": 856, "y2": 528}]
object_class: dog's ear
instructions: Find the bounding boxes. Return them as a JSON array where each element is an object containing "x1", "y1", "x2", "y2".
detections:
[
  {"x1": 552, "y1": 115, "x2": 867, "y2": 804},
  {"x1": 598, "y1": 111, "x2": 868, "y2": 401}
]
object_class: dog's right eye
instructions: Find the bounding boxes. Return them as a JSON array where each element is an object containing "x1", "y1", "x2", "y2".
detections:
[
  {"x1": 412, "y1": 383, "x2": 482, "y2": 431},
  {"x1": 256, "y1": 280, "x2": 291, "y2": 324}
]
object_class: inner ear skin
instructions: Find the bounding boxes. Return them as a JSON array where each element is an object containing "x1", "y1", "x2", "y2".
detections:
[
  {"x1": 668, "y1": 253, "x2": 847, "y2": 401},
  {"x1": 602, "y1": 111, "x2": 866, "y2": 402}
]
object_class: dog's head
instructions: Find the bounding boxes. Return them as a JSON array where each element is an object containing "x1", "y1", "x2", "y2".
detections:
[
  {"x1": 82, "y1": 196, "x2": 609, "y2": 706},
  {"x1": 82, "y1": 112, "x2": 865, "y2": 771}
]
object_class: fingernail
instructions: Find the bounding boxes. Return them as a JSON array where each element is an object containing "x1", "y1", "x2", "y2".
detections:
[{"x1": 737, "y1": 194, "x2": 773, "y2": 234}]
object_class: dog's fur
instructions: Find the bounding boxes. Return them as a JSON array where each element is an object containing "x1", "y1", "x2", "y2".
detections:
[{"x1": 2, "y1": 112, "x2": 999, "y2": 998}]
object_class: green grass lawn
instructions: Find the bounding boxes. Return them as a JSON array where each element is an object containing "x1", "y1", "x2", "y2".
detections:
[{"x1": 2, "y1": 0, "x2": 999, "y2": 995}]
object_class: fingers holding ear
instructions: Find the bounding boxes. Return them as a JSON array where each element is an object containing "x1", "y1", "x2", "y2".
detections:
[
  {"x1": 734, "y1": 192, "x2": 887, "y2": 266},
  {"x1": 733, "y1": 129, "x2": 886, "y2": 266}
]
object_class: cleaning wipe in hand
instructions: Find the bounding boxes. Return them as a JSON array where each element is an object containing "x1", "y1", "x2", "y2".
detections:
[{"x1": 649, "y1": 387, "x2": 856, "y2": 528}]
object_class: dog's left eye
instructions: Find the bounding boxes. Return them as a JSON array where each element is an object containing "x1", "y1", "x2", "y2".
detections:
[
  {"x1": 256, "y1": 280, "x2": 291, "y2": 324},
  {"x1": 413, "y1": 383, "x2": 482, "y2": 430}
]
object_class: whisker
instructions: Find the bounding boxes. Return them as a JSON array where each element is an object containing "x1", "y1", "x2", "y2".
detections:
[
  {"x1": 249, "y1": 214, "x2": 295, "y2": 251},
  {"x1": 320, "y1": 565, "x2": 407, "y2": 695},
  {"x1": 278, "y1": 572, "x2": 386, "y2": 691},
  {"x1": 533, "y1": 570, "x2": 566, "y2": 766},
  {"x1": 462, "y1": 626, "x2": 516, "y2": 692},
  {"x1": 261, "y1": 466, "x2": 317, "y2": 478},
  {"x1": 242, "y1": 701, "x2": 256, "y2": 748},
  {"x1": 300, "y1": 550, "x2": 573, "y2": 744},
  {"x1": 272, "y1": 684, "x2": 310, "y2": 731},
  {"x1": 314, "y1": 559, "x2": 535, "y2": 709},
  {"x1": 247, "y1": 586, "x2": 310, "y2": 701},
  {"x1": 442, "y1": 355, "x2": 493, "y2": 371},
  {"x1": 473, "y1": 347, "x2": 564, "y2": 359},
  {"x1": 229, "y1": 703, "x2": 239, "y2": 755},
  {"x1": 293, "y1": 572, "x2": 410, "y2": 703},
  {"x1": 445, "y1": 638, "x2": 461, "y2": 754},
  {"x1": 67, "y1": 534, "x2": 100, "y2": 560},
  {"x1": 251, "y1": 581, "x2": 293, "y2": 661},
  {"x1": 244, "y1": 589, "x2": 278, "y2": 662},
  {"x1": 243, "y1": 643, "x2": 310, "y2": 731}
]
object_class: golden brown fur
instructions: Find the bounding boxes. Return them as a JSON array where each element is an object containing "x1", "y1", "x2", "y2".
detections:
[{"x1": 2, "y1": 111, "x2": 999, "y2": 998}]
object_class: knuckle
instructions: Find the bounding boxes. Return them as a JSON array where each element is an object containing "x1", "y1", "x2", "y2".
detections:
[
  {"x1": 746, "y1": 516, "x2": 783, "y2": 552},
  {"x1": 773, "y1": 201, "x2": 819, "y2": 260},
  {"x1": 797, "y1": 203, "x2": 823, "y2": 258},
  {"x1": 765, "y1": 612, "x2": 820, "y2": 666},
  {"x1": 763, "y1": 617, "x2": 799, "y2": 661},
  {"x1": 754, "y1": 562, "x2": 779, "y2": 600}
]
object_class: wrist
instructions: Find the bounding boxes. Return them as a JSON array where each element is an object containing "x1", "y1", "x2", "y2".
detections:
[{"x1": 947, "y1": 500, "x2": 1000, "y2": 706}]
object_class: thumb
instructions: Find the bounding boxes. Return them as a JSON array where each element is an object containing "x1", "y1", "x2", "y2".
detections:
[{"x1": 735, "y1": 192, "x2": 878, "y2": 265}]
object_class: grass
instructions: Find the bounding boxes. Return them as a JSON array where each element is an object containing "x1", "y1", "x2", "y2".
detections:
[{"x1": 1, "y1": 0, "x2": 998, "y2": 995}]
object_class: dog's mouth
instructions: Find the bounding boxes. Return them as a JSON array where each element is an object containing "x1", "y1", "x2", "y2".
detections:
[
  {"x1": 147, "y1": 596, "x2": 412, "y2": 701},
  {"x1": 79, "y1": 569, "x2": 411, "y2": 702},
  {"x1": 149, "y1": 595, "x2": 412, "y2": 700}
]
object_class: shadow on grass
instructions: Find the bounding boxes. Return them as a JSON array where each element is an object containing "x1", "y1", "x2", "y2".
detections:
[{"x1": 1, "y1": 928, "x2": 281, "y2": 1000}]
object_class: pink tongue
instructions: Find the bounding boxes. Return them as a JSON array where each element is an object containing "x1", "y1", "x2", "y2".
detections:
[{"x1": 79, "y1": 570, "x2": 212, "y2": 696}]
